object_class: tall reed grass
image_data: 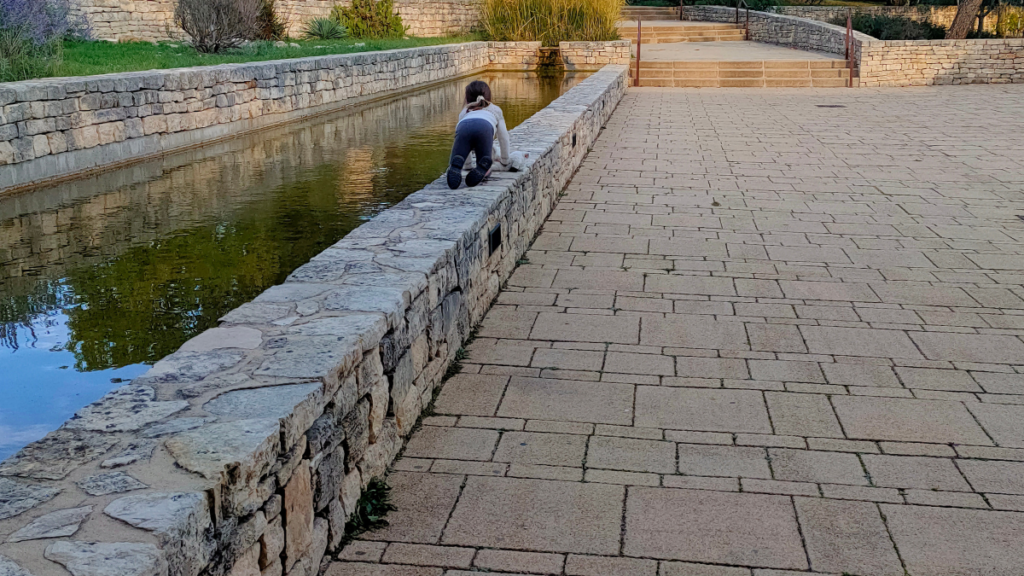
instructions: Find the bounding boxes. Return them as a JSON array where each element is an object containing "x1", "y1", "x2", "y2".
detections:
[{"x1": 482, "y1": 0, "x2": 624, "y2": 46}]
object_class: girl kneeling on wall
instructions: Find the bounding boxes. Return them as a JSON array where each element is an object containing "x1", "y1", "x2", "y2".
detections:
[{"x1": 446, "y1": 80, "x2": 510, "y2": 189}]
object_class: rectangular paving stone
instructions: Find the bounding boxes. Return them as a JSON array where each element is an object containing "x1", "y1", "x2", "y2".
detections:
[
  {"x1": 402, "y1": 427, "x2": 499, "y2": 461},
  {"x1": 493, "y1": 432, "x2": 588, "y2": 467},
  {"x1": 779, "y1": 281, "x2": 879, "y2": 302},
  {"x1": 768, "y1": 448, "x2": 868, "y2": 486},
  {"x1": 498, "y1": 377, "x2": 634, "y2": 425},
  {"x1": 565, "y1": 555, "x2": 657, "y2": 576},
  {"x1": 766, "y1": 392, "x2": 844, "y2": 438},
  {"x1": 642, "y1": 315, "x2": 750, "y2": 350},
  {"x1": 605, "y1": 352, "x2": 675, "y2": 376},
  {"x1": 832, "y1": 396, "x2": 993, "y2": 445},
  {"x1": 862, "y1": 454, "x2": 971, "y2": 491},
  {"x1": 432, "y1": 374, "x2": 509, "y2": 417},
  {"x1": 645, "y1": 275, "x2": 736, "y2": 296},
  {"x1": 871, "y1": 283, "x2": 978, "y2": 306},
  {"x1": 660, "y1": 562, "x2": 752, "y2": 576},
  {"x1": 443, "y1": 477, "x2": 624, "y2": 554},
  {"x1": 623, "y1": 488, "x2": 808, "y2": 570},
  {"x1": 380, "y1": 544, "x2": 475, "y2": 568},
  {"x1": 966, "y1": 403, "x2": 1024, "y2": 448},
  {"x1": 587, "y1": 435, "x2": 678, "y2": 474},
  {"x1": 676, "y1": 444, "x2": 771, "y2": 479},
  {"x1": 766, "y1": 246, "x2": 851, "y2": 264},
  {"x1": 325, "y1": 563, "x2": 442, "y2": 576},
  {"x1": 570, "y1": 236, "x2": 650, "y2": 254},
  {"x1": 361, "y1": 472, "x2": 463, "y2": 543},
  {"x1": 822, "y1": 364, "x2": 901, "y2": 388},
  {"x1": 882, "y1": 504, "x2": 1024, "y2": 576},
  {"x1": 676, "y1": 356, "x2": 749, "y2": 379},
  {"x1": 794, "y1": 497, "x2": 903, "y2": 576},
  {"x1": 473, "y1": 550, "x2": 565, "y2": 574},
  {"x1": 801, "y1": 326, "x2": 922, "y2": 359},
  {"x1": 910, "y1": 332, "x2": 1024, "y2": 364},
  {"x1": 750, "y1": 360, "x2": 824, "y2": 383},
  {"x1": 532, "y1": 348, "x2": 605, "y2": 371},
  {"x1": 746, "y1": 324, "x2": 807, "y2": 354},
  {"x1": 553, "y1": 269, "x2": 645, "y2": 291},
  {"x1": 895, "y1": 367, "x2": 981, "y2": 392},
  {"x1": 531, "y1": 312, "x2": 640, "y2": 344},
  {"x1": 957, "y1": 460, "x2": 1024, "y2": 494},
  {"x1": 635, "y1": 387, "x2": 771, "y2": 433}
]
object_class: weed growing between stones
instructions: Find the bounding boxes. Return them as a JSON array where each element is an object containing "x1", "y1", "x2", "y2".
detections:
[{"x1": 342, "y1": 478, "x2": 396, "y2": 544}]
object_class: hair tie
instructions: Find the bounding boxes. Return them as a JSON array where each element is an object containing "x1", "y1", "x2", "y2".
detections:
[{"x1": 476, "y1": 95, "x2": 486, "y2": 103}]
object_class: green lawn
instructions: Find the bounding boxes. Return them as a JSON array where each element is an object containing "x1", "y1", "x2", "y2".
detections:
[{"x1": 55, "y1": 35, "x2": 482, "y2": 78}]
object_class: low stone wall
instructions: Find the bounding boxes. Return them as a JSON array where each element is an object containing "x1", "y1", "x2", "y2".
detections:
[
  {"x1": 0, "y1": 64, "x2": 628, "y2": 576},
  {"x1": 0, "y1": 41, "x2": 583, "y2": 191},
  {"x1": 71, "y1": 0, "x2": 483, "y2": 42},
  {"x1": 774, "y1": 6, "x2": 999, "y2": 35},
  {"x1": 560, "y1": 40, "x2": 632, "y2": 71},
  {"x1": 859, "y1": 38, "x2": 1024, "y2": 86},
  {"x1": 681, "y1": 5, "x2": 873, "y2": 56}
]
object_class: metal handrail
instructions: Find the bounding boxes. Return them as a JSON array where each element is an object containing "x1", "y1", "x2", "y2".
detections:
[
  {"x1": 736, "y1": 0, "x2": 750, "y2": 40},
  {"x1": 635, "y1": 17, "x2": 642, "y2": 87},
  {"x1": 845, "y1": 9, "x2": 854, "y2": 88}
]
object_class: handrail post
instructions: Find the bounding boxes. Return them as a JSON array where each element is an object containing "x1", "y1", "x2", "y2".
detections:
[
  {"x1": 846, "y1": 10, "x2": 854, "y2": 88},
  {"x1": 745, "y1": 6, "x2": 750, "y2": 40},
  {"x1": 679, "y1": 0, "x2": 684, "y2": 21},
  {"x1": 635, "y1": 17, "x2": 642, "y2": 87}
]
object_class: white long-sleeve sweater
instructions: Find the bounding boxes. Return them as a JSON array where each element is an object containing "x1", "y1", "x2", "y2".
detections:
[{"x1": 458, "y1": 103, "x2": 510, "y2": 165}]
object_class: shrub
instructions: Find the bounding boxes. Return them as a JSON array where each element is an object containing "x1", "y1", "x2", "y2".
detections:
[
  {"x1": 256, "y1": 0, "x2": 287, "y2": 40},
  {"x1": 996, "y1": 5, "x2": 1024, "y2": 37},
  {"x1": 303, "y1": 16, "x2": 348, "y2": 39},
  {"x1": 832, "y1": 13, "x2": 945, "y2": 40},
  {"x1": 482, "y1": 0, "x2": 623, "y2": 46},
  {"x1": 0, "y1": 0, "x2": 84, "y2": 82},
  {"x1": 330, "y1": 0, "x2": 406, "y2": 39},
  {"x1": 175, "y1": 0, "x2": 262, "y2": 53}
]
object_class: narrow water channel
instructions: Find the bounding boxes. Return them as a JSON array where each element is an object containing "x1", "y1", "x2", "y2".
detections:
[{"x1": 0, "y1": 70, "x2": 587, "y2": 460}]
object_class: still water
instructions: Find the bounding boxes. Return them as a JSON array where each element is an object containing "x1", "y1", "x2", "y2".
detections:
[{"x1": 0, "y1": 70, "x2": 587, "y2": 460}]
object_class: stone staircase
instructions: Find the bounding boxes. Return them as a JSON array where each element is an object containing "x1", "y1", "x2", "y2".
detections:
[
  {"x1": 630, "y1": 59, "x2": 858, "y2": 87},
  {"x1": 621, "y1": 5, "x2": 682, "y2": 20},
  {"x1": 617, "y1": 22, "x2": 747, "y2": 43}
]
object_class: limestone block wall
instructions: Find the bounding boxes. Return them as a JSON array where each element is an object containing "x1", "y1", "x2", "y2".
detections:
[
  {"x1": 681, "y1": 5, "x2": 874, "y2": 56},
  {"x1": 71, "y1": 0, "x2": 483, "y2": 41},
  {"x1": 774, "y1": 5, "x2": 998, "y2": 34},
  {"x1": 858, "y1": 38, "x2": 1024, "y2": 86},
  {"x1": 0, "y1": 64, "x2": 628, "y2": 576},
  {"x1": 0, "y1": 42, "x2": 559, "y2": 191},
  {"x1": 560, "y1": 40, "x2": 632, "y2": 71},
  {"x1": 71, "y1": 0, "x2": 180, "y2": 42}
]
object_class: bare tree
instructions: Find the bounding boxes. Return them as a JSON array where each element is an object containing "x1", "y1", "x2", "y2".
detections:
[
  {"x1": 175, "y1": 0, "x2": 262, "y2": 52},
  {"x1": 947, "y1": 0, "x2": 985, "y2": 38}
]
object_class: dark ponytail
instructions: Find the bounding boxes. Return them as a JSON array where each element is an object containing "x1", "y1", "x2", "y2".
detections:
[{"x1": 465, "y1": 80, "x2": 492, "y2": 111}]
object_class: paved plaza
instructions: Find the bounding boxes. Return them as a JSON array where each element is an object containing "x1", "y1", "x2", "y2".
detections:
[{"x1": 327, "y1": 85, "x2": 1024, "y2": 576}]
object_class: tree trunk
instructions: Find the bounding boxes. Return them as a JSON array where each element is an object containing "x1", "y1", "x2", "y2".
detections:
[{"x1": 947, "y1": 0, "x2": 985, "y2": 38}]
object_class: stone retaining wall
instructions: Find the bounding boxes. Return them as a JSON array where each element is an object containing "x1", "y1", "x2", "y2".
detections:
[
  {"x1": 72, "y1": 0, "x2": 483, "y2": 42},
  {"x1": 0, "y1": 41, "x2": 590, "y2": 192},
  {"x1": 561, "y1": 40, "x2": 632, "y2": 71},
  {"x1": 0, "y1": 64, "x2": 628, "y2": 576},
  {"x1": 774, "y1": 5, "x2": 999, "y2": 34},
  {"x1": 858, "y1": 38, "x2": 1024, "y2": 86},
  {"x1": 681, "y1": 5, "x2": 873, "y2": 56}
]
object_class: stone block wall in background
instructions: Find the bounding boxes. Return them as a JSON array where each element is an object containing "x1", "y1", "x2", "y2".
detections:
[
  {"x1": 560, "y1": 40, "x2": 631, "y2": 71},
  {"x1": 0, "y1": 65, "x2": 628, "y2": 576},
  {"x1": 858, "y1": 38, "x2": 1024, "y2": 86},
  {"x1": 774, "y1": 6, "x2": 999, "y2": 35},
  {"x1": 70, "y1": 0, "x2": 484, "y2": 42}
]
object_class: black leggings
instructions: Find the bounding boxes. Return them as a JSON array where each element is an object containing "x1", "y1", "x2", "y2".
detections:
[{"x1": 450, "y1": 118, "x2": 494, "y2": 172}]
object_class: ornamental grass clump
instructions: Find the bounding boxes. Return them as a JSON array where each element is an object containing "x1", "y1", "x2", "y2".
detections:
[
  {"x1": 0, "y1": 0, "x2": 85, "y2": 82},
  {"x1": 330, "y1": 0, "x2": 406, "y2": 39},
  {"x1": 482, "y1": 0, "x2": 624, "y2": 46}
]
